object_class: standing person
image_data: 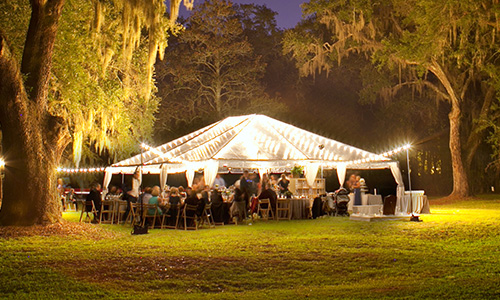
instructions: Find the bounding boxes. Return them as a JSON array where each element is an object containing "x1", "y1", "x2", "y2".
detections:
[
  {"x1": 230, "y1": 185, "x2": 245, "y2": 223},
  {"x1": 239, "y1": 170, "x2": 251, "y2": 213},
  {"x1": 277, "y1": 174, "x2": 290, "y2": 196},
  {"x1": 353, "y1": 175, "x2": 362, "y2": 206},
  {"x1": 128, "y1": 168, "x2": 141, "y2": 201},
  {"x1": 86, "y1": 182, "x2": 102, "y2": 223},
  {"x1": 57, "y1": 178, "x2": 66, "y2": 211},
  {"x1": 214, "y1": 174, "x2": 226, "y2": 188},
  {"x1": 66, "y1": 188, "x2": 77, "y2": 211},
  {"x1": 346, "y1": 174, "x2": 357, "y2": 192}
]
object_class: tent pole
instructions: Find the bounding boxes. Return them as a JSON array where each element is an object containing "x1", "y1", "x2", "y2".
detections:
[{"x1": 406, "y1": 148, "x2": 412, "y2": 214}]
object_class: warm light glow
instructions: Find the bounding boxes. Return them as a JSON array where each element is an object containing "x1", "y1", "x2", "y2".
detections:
[
  {"x1": 56, "y1": 167, "x2": 106, "y2": 173},
  {"x1": 0, "y1": 158, "x2": 4, "y2": 168}
]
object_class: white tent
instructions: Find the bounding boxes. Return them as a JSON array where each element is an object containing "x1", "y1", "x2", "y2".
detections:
[{"x1": 104, "y1": 114, "x2": 405, "y2": 200}]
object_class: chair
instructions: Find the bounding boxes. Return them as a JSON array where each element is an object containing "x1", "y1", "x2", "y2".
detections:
[
  {"x1": 126, "y1": 202, "x2": 140, "y2": 225},
  {"x1": 199, "y1": 203, "x2": 215, "y2": 228},
  {"x1": 178, "y1": 204, "x2": 198, "y2": 230},
  {"x1": 162, "y1": 203, "x2": 181, "y2": 229},
  {"x1": 99, "y1": 200, "x2": 115, "y2": 224},
  {"x1": 257, "y1": 198, "x2": 274, "y2": 220},
  {"x1": 79, "y1": 200, "x2": 96, "y2": 223},
  {"x1": 276, "y1": 198, "x2": 291, "y2": 221},
  {"x1": 114, "y1": 200, "x2": 128, "y2": 224},
  {"x1": 383, "y1": 195, "x2": 397, "y2": 215},
  {"x1": 141, "y1": 204, "x2": 158, "y2": 229}
]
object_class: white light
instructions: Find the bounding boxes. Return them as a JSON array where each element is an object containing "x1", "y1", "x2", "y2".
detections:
[
  {"x1": 0, "y1": 158, "x2": 4, "y2": 168},
  {"x1": 56, "y1": 167, "x2": 62, "y2": 172}
]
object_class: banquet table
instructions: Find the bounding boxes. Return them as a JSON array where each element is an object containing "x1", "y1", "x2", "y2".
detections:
[
  {"x1": 277, "y1": 198, "x2": 313, "y2": 219},
  {"x1": 398, "y1": 193, "x2": 431, "y2": 214}
]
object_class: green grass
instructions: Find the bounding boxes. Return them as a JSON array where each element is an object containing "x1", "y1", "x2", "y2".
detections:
[{"x1": 1, "y1": 196, "x2": 500, "y2": 299}]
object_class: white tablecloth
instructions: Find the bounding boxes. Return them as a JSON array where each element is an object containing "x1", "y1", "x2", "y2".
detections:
[
  {"x1": 397, "y1": 194, "x2": 430, "y2": 214},
  {"x1": 348, "y1": 194, "x2": 382, "y2": 211}
]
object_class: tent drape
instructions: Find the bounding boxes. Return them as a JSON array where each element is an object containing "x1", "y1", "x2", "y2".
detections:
[
  {"x1": 203, "y1": 160, "x2": 219, "y2": 187},
  {"x1": 185, "y1": 165, "x2": 195, "y2": 187},
  {"x1": 389, "y1": 162, "x2": 406, "y2": 213},
  {"x1": 304, "y1": 163, "x2": 320, "y2": 187},
  {"x1": 102, "y1": 168, "x2": 113, "y2": 198},
  {"x1": 336, "y1": 163, "x2": 347, "y2": 187},
  {"x1": 160, "y1": 164, "x2": 168, "y2": 191},
  {"x1": 258, "y1": 168, "x2": 268, "y2": 180}
]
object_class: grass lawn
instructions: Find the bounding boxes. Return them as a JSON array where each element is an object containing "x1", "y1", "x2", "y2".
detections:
[{"x1": 1, "y1": 196, "x2": 499, "y2": 299}]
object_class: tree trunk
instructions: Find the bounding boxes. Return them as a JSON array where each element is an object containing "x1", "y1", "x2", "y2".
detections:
[
  {"x1": 448, "y1": 103, "x2": 470, "y2": 198},
  {"x1": 0, "y1": 0, "x2": 68, "y2": 226},
  {"x1": 429, "y1": 60, "x2": 469, "y2": 198}
]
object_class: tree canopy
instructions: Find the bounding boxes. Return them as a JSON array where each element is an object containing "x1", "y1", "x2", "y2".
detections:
[
  {"x1": 155, "y1": 0, "x2": 285, "y2": 140},
  {"x1": 284, "y1": 0, "x2": 500, "y2": 197}
]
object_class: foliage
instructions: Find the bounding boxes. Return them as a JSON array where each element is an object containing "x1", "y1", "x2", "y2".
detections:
[
  {"x1": 155, "y1": 0, "x2": 285, "y2": 140},
  {"x1": 284, "y1": 0, "x2": 500, "y2": 196},
  {"x1": 0, "y1": 0, "x2": 190, "y2": 167},
  {"x1": 0, "y1": 196, "x2": 499, "y2": 298}
]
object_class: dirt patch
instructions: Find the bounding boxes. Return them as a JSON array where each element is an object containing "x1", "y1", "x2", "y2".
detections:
[{"x1": 0, "y1": 221, "x2": 119, "y2": 240}]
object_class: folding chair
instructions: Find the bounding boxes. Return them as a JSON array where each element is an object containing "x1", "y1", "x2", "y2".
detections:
[
  {"x1": 162, "y1": 204, "x2": 181, "y2": 229},
  {"x1": 79, "y1": 200, "x2": 96, "y2": 223},
  {"x1": 126, "y1": 203, "x2": 140, "y2": 225},
  {"x1": 199, "y1": 203, "x2": 215, "y2": 228},
  {"x1": 178, "y1": 204, "x2": 198, "y2": 230},
  {"x1": 141, "y1": 204, "x2": 158, "y2": 229},
  {"x1": 276, "y1": 198, "x2": 291, "y2": 221},
  {"x1": 99, "y1": 200, "x2": 115, "y2": 224},
  {"x1": 257, "y1": 198, "x2": 274, "y2": 220},
  {"x1": 114, "y1": 200, "x2": 128, "y2": 224}
]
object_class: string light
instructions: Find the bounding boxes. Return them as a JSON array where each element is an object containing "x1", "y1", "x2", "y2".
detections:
[
  {"x1": 346, "y1": 144, "x2": 411, "y2": 165},
  {"x1": 0, "y1": 158, "x2": 5, "y2": 168},
  {"x1": 56, "y1": 167, "x2": 106, "y2": 173}
]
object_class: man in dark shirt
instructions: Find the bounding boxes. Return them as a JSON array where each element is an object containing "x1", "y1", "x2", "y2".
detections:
[
  {"x1": 239, "y1": 170, "x2": 251, "y2": 213},
  {"x1": 86, "y1": 182, "x2": 102, "y2": 223}
]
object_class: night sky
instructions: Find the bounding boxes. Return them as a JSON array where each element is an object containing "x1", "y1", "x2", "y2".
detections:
[{"x1": 178, "y1": 0, "x2": 305, "y2": 29}]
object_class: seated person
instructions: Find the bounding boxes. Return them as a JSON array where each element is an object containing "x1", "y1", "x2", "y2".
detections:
[
  {"x1": 86, "y1": 182, "x2": 102, "y2": 223},
  {"x1": 148, "y1": 186, "x2": 163, "y2": 216},
  {"x1": 165, "y1": 187, "x2": 181, "y2": 225},
  {"x1": 183, "y1": 190, "x2": 200, "y2": 226},
  {"x1": 258, "y1": 183, "x2": 277, "y2": 213},
  {"x1": 210, "y1": 189, "x2": 225, "y2": 223},
  {"x1": 168, "y1": 187, "x2": 182, "y2": 205}
]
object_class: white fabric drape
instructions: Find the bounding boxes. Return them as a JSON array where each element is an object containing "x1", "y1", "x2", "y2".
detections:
[
  {"x1": 389, "y1": 162, "x2": 406, "y2": 213},
  {"x1": 304, "y1": 163, "x2": 320, "y2": 187},
  {"x1": 336, "y1": 163, "x2": 347, "y2": 187},
  {"x1": 102, "y1": 168, "x2": 113, "y2": 199},
  {"x1": 203, "y1": 160, "x2": 219, "y2": 187},
  {"x1": 160, "y1": 164, "x2": 168, "y2": 191},
  {"x1": 103, "y1": 168, "x2": 113, "y2": 190},
  {"x1": 258, "y1": 168, "x2": 268, "y2": 179},
  {"x1": 185, "y1": 165, "x2": 195, "y2": 187}
]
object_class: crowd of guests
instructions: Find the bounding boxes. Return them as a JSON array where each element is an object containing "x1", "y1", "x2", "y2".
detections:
[{"x1": 69, "y1": 169, "x2": 292, "y2": 225}]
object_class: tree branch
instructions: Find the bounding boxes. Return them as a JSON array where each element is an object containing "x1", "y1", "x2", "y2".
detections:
[{"x1": 21, "y1": 0, "x2": 65, "y2": 107}]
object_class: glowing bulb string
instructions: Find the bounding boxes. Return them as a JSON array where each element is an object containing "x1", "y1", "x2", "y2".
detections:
[
  {"x1": 56, "y1": 167, "x2": 106, "y2": 173},
  {"x1": 346, "y1": 144, "x2": 411, "y2": 165}
]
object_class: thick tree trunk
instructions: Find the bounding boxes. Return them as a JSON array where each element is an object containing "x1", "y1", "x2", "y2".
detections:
[
  {"x1": 448, "y1": 104, "x2": 470, "y2": 198},
  {"x1": 429, "y1": 60, "x2": 469, "y2": 198},
  {"x1": 0, "y1": 0, "x2": 68, "y2": 225}
]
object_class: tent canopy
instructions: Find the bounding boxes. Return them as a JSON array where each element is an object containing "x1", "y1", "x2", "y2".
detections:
[
  {"x1": 111, "y1": 114, "x2": 390, "y2": 171},
  {"x1": 104, "y1": 114, "x2": 403, "y2": 189}
]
